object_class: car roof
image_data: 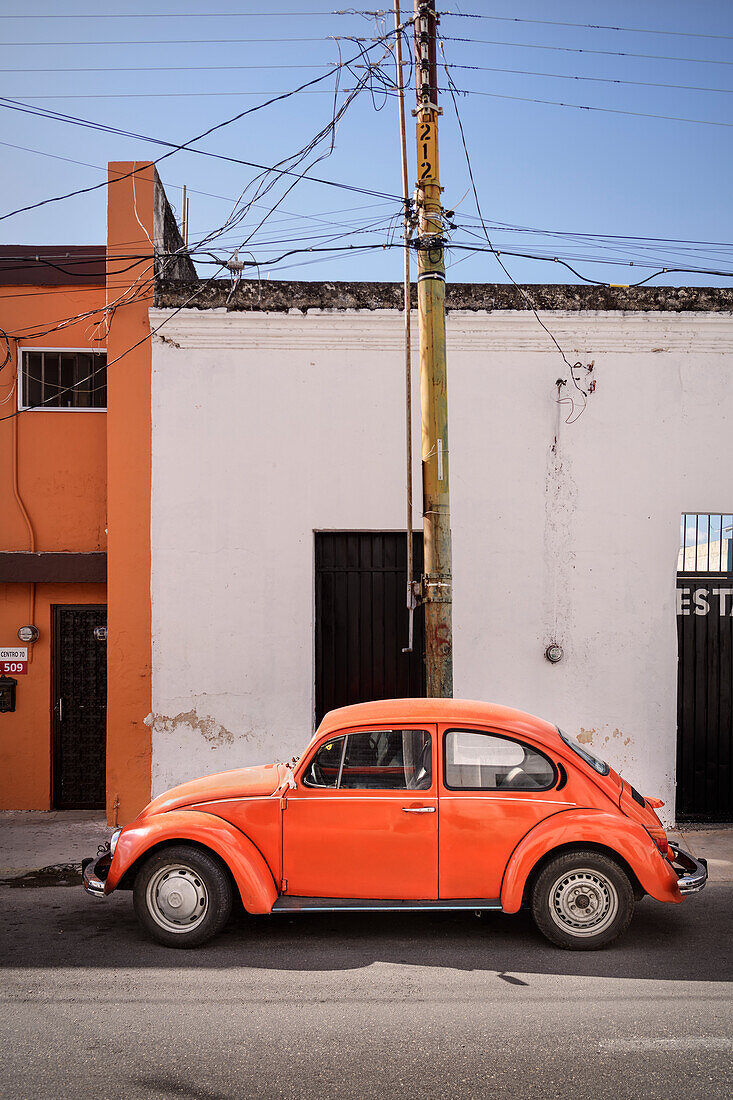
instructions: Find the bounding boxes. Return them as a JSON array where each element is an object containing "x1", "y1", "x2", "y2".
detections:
[{"x1": 315, "y1": 698, "x2": 561, "y2": 750}]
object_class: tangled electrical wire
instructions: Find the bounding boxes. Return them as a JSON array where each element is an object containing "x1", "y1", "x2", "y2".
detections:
[
  {"x1": 185, "y1": 18, "x2": 413, "y2": 270},
  {"x1": 0, "y1": 326, "x2": 10, "y2": 371},
  {"x1": 3, "y1": 7, "x2": 733, "y2": 428}
]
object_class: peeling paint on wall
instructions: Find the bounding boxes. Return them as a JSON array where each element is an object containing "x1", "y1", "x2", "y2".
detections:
[
  {"x1": 153, "y1": 333, "x2": 182, "y2": 350},
  {"x1": 145, "y1": 709, "x2": 236, "y2": 746}
]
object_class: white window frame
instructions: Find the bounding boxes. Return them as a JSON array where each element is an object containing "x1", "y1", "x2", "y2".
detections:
[{"x1": 17, "y1": 346, "x2": 107, "y2": 412}]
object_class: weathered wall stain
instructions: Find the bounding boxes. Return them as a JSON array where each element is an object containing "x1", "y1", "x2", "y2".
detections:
[
  {"x1": 579, "y1": 727, "x2": 631, "y2": 748},
  {"x1": 543, "y1": 426, "x2": 578, "y2": 653},
  {"x1": 145, "y1": 709, "x2": 235, "y2": 746},
  {"x1": 153, "y1": 333, "x2": 181, "y2": 350}
]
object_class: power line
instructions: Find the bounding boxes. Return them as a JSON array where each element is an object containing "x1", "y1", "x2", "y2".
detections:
[
  {"x1": 0, "y1": 268, "x2": 228, "y2": 423},
  {"x1": 443, "y1": 86, "x2": 733, "y2": 128},
  {"x1": 14, "y1": 67, "x2": 732, "y2": 99},
  {"x1": 0, "y1": 64, "x2": 337, "y2": 73},
  {"x1": 443, "y1": 35, "x2": 733, "y2": 67},
  {"x1": 4, "y1": 128, "x2": 726, "y2": 275},
  {"x1": 447, "y1": 234, "x2": 733, "y2": 280},
  {"x1": 447, "y1": 242, "x2": 733, "y2": 284},
  {"x1": 444, "y1": 12, "x2": 733, "y2": 43},
  {"x1": 192, "y1": 32, "x2": 403, "y2": 256},
  {"x1": 454, "y1": 214, "x2": 733, "y2": 251},
  {"x1": 0, "y1": 30, "x2": 406, "y2": 224},
  {"x1": 5, "y1": 134, "x2": 731, "y2": 257},
  {"x1": 0, "y1": 34, "x2": 408, "y2": 326},
  {"x1": 1, "y1": 36, "x2": 380, "y2": 47},
  {"x1": 1, "y1": 241, "x2": 407, "y2": 343},
  {"x1": 10, "y1": 89, "x2": 362, "y2": 100},
  {"x1": 445, "y1": 63, "x2": 733, "y2": 96},
  {"x1": 439, "y1": 45, "x2": 586, "y2": 380},
  {"x1": 0, "y1": 9, "x2": 383, "y2": 17},
  {"x1": 0, "y1": 138, "x2": 396, "y2": 229},
  {"x1": 5, "y1": 133, "x2": 731, "y2": 258}
]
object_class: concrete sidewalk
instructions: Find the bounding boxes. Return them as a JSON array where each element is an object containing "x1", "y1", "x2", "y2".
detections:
[
  {"x1": 671, "y1": 825, "x2": 733, "y2": 883},
  {"x1": 0, "y1": 809, "x2": 731, "y2": 886},
  {"x1": 0, "y1": 811, "x2": 110, "y2": 886}
]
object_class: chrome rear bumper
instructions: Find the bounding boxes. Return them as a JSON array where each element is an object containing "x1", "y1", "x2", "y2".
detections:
[{"x1": 668, "y1": 842, "x2": 708, "y2": 896}]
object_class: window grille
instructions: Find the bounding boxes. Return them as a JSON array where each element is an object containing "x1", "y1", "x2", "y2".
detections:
[
  {"x1": 20, "y1": 350, "x2": 107, "y2": 410},
  {"x1": 678, "y1": 513, "x2": 733, "y2": 573}
]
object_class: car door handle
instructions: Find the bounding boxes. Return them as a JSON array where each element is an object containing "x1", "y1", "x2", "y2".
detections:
[{"x1": 402, "y1": 806, "x2": 436, "y2": 813}]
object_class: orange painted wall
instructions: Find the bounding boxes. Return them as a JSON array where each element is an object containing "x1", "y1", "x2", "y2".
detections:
[
  {"x1": 105, "y1": 162, "x2": 155, "y2": 824},
  {"x1": 0, "y1": 281, "x2": 108, "y2": 808},
  {"x1": 0, "y1": 584, "x2": 106, "y2": 808},
  {"x1": 1, "y1": 164, "x2": 158, "y2": 816},
  {"x1": 0, "y1": 283, "x2": 108, "y2": 553}
]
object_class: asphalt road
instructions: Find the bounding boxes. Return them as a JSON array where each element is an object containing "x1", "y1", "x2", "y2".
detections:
[{"x1": 0, "y1": 883, "x2": 731, "y2": 1100}]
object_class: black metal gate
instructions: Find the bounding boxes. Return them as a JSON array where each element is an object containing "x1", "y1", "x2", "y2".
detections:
[
  {"x1": 315, "y1": 533, "x2": 425, "y2": 726},
  {"x1": 677, "y1": 514, "x2": 733, "y2": 821},
  {"x1": 52, "y1": 605, "x2": 107, "y2": 809}
]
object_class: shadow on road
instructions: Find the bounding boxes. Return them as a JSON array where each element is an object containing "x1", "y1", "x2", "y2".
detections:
[{"x1": 1, "y1": 883, "x2": 730, "y2": 983}]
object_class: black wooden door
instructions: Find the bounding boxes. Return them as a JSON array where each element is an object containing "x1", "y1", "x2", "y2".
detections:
[
  {"x1": 315, "y1": 533, "x2": 425, "y2": 726},
  {"x1": 52, "y1": 605, "x2": 107, "y2": 809},
  {"x1": 677, "y1": 578, "x2": 733, "y2": 821}
]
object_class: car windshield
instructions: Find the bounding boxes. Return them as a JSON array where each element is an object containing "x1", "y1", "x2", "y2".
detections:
[{"x1": 557, "y1": 727, "x2": 610, "y2": 776}]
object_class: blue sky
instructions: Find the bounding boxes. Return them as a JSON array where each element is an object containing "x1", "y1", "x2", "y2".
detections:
[{"x1": 1, "y1": 0, "x2": 732, "y2": 286}]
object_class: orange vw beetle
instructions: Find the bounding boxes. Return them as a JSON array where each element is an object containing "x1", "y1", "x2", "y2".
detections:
[{"x1": 83, "y1": 699, "x2": 707, "y2": 950}]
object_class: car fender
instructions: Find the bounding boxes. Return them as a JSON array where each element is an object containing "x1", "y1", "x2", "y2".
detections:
[
  {"x1": 105, "y1": 809, "x2": 278, "y2": 914},
  {"x1": 500, "y1": 808, "x2": 681, "y2": 913}
]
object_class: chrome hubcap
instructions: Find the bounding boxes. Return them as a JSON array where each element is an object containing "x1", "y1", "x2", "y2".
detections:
[
  {"x1": 549, "y1": 868, "x2": 619, "y2": 938},
  {"x1": 146, "y1": 865, "x2": 208, "y2": 933}
]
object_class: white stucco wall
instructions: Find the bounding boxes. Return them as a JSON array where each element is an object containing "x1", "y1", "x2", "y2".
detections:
[{"x1": 149, "y1": 305, "x2": 733, "y2": 822}]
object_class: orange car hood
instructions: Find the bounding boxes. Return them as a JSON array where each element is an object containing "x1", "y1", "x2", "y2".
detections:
[{"x1": 138, "y1": 762, "x2": 287, "y2": 817}]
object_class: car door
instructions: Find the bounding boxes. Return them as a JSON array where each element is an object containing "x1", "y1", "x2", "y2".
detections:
[
  {"x1": 438, "y1": 725, "x2": 572, "y2": 900},
  {"x1": 282, "y1": 726, "x2": 438, "y2": 899}
]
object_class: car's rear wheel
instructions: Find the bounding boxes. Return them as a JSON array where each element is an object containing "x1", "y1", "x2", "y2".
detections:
[
  {"x1": 133, "y1": 844, "x2": 233, "y2": 948},
  {"x1": 531, "y1": 849, "x2": 634, "y2": 950}
]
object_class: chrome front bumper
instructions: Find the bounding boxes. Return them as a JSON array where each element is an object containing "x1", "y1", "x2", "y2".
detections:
[
  {"x1": 82, "y1": 847, "x2": 112, "y2": 897},
  {"x1": 668, "y1": 842, "x2": 708, "y2": 896}
]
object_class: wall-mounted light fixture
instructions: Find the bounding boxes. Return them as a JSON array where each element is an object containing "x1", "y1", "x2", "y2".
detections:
[
  {"x1": 545, "y1": 643, "x2": 564, "y2": 664},
  {"x1": 17, "y1": 625, "x2": 39, "y2": 644}
]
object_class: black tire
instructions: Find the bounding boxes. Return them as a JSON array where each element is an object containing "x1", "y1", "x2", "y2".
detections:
[
  {"x1": 133, "y1": 844, "x2": 233, "y2": 948},
  {"x1": 531, "y1": 849, "x2": 634, "y2": 950}
]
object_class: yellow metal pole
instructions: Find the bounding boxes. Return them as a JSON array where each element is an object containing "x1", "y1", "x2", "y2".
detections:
[{"x1": 413, "y1": 0, "x2": 452, "y2": 697}]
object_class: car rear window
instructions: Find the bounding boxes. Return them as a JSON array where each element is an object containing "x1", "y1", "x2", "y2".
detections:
[
  {"x1": 557, "y1": 728, "x2": 610, "y2": 776},
  {"x1": 444, "y1": 730, "x2": 556, "y2": 791}
]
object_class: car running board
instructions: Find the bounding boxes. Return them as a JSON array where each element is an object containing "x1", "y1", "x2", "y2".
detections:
[{"x1": 271, "y1": 897, "x2": 502, "y2": 913}]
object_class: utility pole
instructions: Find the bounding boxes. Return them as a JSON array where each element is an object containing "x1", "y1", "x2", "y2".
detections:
[{"x1": 413, "y1": 0, "x2": 453, "y2": 697}]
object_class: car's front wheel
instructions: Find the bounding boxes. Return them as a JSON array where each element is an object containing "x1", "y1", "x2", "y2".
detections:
[
  {"x1": 531, "y1": 849, "x2": 634, "y2": 950},
  {"x1": 133, "y1": 844, "x2": 233, "y2": 948}
]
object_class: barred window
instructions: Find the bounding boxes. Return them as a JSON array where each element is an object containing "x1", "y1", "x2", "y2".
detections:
[
  {"x1": 679, "y1": 513, "x2": 733, "y2": 573},
  {"x1": 20, "y1": 350, "x2": 107, "y2": 410}
]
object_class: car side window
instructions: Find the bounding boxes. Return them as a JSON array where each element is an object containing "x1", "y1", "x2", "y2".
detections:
[
  {"x1": 444, "y1": 729, "x2": 555, "y2": 791},
  {"x1": 303, "y1": 737, "x2": 346, "y2": 788},
  {"x1": 303, "y1": 730, "x2": 432, "y2": 790}
]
